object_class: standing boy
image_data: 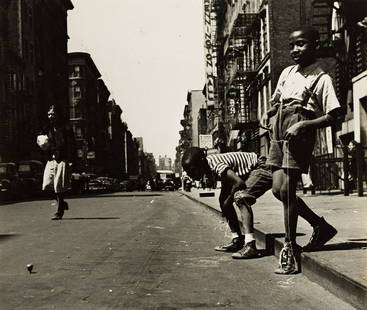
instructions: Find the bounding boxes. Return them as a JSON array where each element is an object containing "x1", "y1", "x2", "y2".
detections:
[{"x1": 260, "y1": 26, "x2": 341, "y2": 274}]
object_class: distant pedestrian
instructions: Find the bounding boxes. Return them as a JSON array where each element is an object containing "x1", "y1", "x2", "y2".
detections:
[
  {"x1": 260, "y1": 26, "x2": 341, "y2": 274},
  {"x1": 37, "y1": 105, "x2": 76, "y2": 220},
  {"x1": 182, "y1": 147, "x2": 337, "y2": 260}
]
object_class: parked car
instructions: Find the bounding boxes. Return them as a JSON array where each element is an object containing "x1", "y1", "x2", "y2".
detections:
[
  {"x1": 88, "y1": 177, "x2": 106, "y2": 192},
  {"x1": 71, "y1": 173, "x2": 87, "y2": 194},
  {"x1": 163, "y1": 179, "x2": 175, "y2": 191},
  {"x1": 96, "y1": 177, "x2": 114, "y2": 192},
  {"x1": 0, "y1": 162, "x2": 22, "y2": 201},
  {"x1": 17, "y1": 160, "x2": 44, "y2": 198},
  {"x1": 119, "y1": 179, "x2": 139, "y2": 191}
]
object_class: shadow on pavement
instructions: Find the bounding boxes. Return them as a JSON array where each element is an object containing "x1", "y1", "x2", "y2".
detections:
[
  {"x1": 0, "y1": 193, "x2": 164, "y2": 205},
  {"x1": 269, "y1": 232, "x2": 306, "y2": 238},
  {"x1": 258, "y1": 249, "x2": 272, "y2": 258},
  {"x1": 0, "y1": 233, "x2": 20, "y2": 242},
  {"x1": 347, "y1": 238, "x2": 367, "y2": 242},
  {"x1": 68, "y1": 193, "x2": 163, "y2": 199},
  {"x1": 311, "y1": 241, "x2": 367, "y2": 252},
  {"x1": 62, "y1": 217, "x2": 120, "y2": 220}
]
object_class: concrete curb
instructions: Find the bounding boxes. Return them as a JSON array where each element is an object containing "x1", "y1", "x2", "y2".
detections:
[{"x1": 181, "y1": 191, "x2": 367, "y2": 310}]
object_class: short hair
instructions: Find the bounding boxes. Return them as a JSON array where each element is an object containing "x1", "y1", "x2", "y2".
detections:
[
  {"x1": 292, "y1": 26, "x2": 320, "y2": 44},
  {"x1": 181, "y1": 147, "x2": 206, "y2": 167}
]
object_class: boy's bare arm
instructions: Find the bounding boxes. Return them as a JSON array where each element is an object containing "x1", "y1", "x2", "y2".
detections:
[
  {"x1": 284, "y1": 110, "x2": 339, "y2": 140},
  {"x1": 222, "y1": 169, "x2": 247, "y2": 196},
  {"x1": 219, "y1": 170, "x2": 247, "y2": 213},
  {"x1": 260, "y1": 104, "x2": 279, "y2": 129}
]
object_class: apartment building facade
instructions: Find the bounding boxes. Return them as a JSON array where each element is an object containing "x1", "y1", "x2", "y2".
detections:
[
  {"x1": 0, "y1": 0, "x2": 73, "y2": 162},
  {"x1": 196, "y1": 0, "x2": 367, "y2": 192},
  {"x1": 68, "y1": 52, "x2": 101, "y2": 173}
]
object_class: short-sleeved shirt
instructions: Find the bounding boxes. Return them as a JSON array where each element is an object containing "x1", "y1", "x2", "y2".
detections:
[
  {"x1": 270, "y1": 61, "x2": 340, "y2": 117},
  {"x1": 207, "y1": 152, "x2": 258, "y2": 178}
]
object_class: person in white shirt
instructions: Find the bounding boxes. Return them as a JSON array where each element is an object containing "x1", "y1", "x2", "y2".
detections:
[{"x1": 261, "y1": 26, "x2": 341, "y2": 274}]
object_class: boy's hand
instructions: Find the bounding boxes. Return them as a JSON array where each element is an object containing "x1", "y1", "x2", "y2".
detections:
[
  {"x1": 230, "y1": 180, "x2": 247, "y2": 200},
  {"x1": 284, "y1": 121, "x2": 307, "y2": 140},
  {"x1": 260, "y1": 113, "x2": 271, "y2": 130}
]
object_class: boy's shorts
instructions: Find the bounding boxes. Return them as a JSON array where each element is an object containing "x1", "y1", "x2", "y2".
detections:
[
  {"x1": 266, "y1": 105, "x2": 316, "y2": 173},
  {"x1": 234, "y1": 163, "x2": 273, "y2": 206}
]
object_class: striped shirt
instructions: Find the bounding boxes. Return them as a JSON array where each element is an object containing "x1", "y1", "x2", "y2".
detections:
[{"x1": 207, "y1": 152, "x2": 258, "y2": 178}]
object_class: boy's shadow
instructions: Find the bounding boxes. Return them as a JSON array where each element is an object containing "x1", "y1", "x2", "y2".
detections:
[{"x1": 311, "y1": 241, "x2": 367, "y2": 252}]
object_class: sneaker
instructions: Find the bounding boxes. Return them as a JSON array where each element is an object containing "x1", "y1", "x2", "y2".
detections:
[
  {"x1": 214, "y1": 236, "x2": 244, "y2": 252},
  {"x1": 274, "y1": 242, "x2": 299, "y2": 275},
  {"x1": 232, "y1": 241, "x2": 259, "y2": 259},
  {"x1": 303, "y1": 217, "x2": 337, "y2": 252}
]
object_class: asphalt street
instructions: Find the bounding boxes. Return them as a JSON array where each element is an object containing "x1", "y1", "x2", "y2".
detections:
[{"x1": 0, "y1": 192, "x2": 355, "y2": 310}]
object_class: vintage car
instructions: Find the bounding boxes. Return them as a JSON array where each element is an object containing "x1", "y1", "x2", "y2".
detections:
[
  {"x1": 0, "y1": 162, "x2": 22, "y2": 201},
  {"x1": 17, "y1": 160, "x2": 44, "y2": 198}
]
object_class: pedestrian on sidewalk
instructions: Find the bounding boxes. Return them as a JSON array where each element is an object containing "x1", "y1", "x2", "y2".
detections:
[
  {"x1": 37, "y1": 105, "x2": 76, "y2": 220},
  {"x1": 181, "y1": 147, "x2": 337, "y2": 260},
  {"x1": 260, "y1": 26, "x2": 341, "y2": 274}
]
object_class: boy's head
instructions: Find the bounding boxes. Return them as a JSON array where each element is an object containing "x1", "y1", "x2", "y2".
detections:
[
  {"x1": 289, "y1": 26, "x2": 319, "y2": 67},
  {"x1": 181, "y1": 147, "x2": 207, "y2": 180}
]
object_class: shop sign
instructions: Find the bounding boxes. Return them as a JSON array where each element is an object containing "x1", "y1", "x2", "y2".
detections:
[
  {"x1": 199, "y1": 134, "x2": 213, "y2": 149},
  {"x1": 203, "y1": 0, "x2": 217, "y2": 106}
]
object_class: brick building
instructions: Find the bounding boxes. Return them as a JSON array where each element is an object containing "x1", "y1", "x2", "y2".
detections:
[
  {"x1": 0, "y1": 0, "x2": 73, "y2": 162},
  {"x1": 95, "y1": 79, "x2": 111, "y2": 176},
  {"x1": 109, "y1": 100, "x2": 125, "y2": 178},
  {"x1": 179, "y1": 0, "x2": 367, "y2": 192},
  {"x1": 68, "y1": 52, "x2": 101, "y2": 173}
]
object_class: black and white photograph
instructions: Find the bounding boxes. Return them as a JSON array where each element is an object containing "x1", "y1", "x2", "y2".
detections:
[{"x1": 0, "y1": 0, "x2": 366, "y2": 309}]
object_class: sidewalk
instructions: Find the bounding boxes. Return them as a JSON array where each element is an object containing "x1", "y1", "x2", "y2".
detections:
[{"x1": 181, "y1": 187, "x2": 367, "y2": 310}]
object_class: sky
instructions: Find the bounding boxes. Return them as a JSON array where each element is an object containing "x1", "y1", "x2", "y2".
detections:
[{"x1": 68, "y1": 0, "x2": 205, "y2": 162}]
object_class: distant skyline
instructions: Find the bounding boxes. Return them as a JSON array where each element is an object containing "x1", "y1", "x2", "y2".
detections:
[{"x1": 68, "y1": 1, "x2": 205, "y2": 161}]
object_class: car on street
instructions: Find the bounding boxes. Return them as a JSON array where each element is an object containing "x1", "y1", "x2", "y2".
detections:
[
  {"x1": 163, "y1": 179, "x2": 175, "y2": 191},
  {"x1": 87, "y1": 177, "x2": 106, "y2": 192},
  {"x1": 96, "y1": 177, "x2": 115, "y2": 192},
  {"x1": 0, "y1": 162, "x2": 22, "y2": 201},
  {"x1": 119, "y1": 179, "x2": 139, "y2": 191},
  {"x1": 17, "y1": 160, "x2": 44, "y2": 198}
]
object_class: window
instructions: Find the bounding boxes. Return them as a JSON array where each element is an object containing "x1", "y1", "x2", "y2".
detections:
[
  {"x1": 74, "y1": 66, "x2": 80, "y2": 76},
  {"x1": 29, "y1": 44, "x2": 34, "y2": 62},
  {"x1": 75, "y1": 127, "x2": 83, "y2": 138},
  {"x1": 69, "y1": 65, "x2": 83, "y2": 78},
  {"x1": 74, "y1": 86, "x2": 81, "y2": 98},
  {"x1": 23, "y1": 40, "x2": 29, "y2": 59},
  {"x1": 0, "y1": 38, "x2": 3, "y2": 62},
  {"x1": 18, "y1": 164, "x2": 31, "y2": 172},
  {"x1": 75, "y1": 107, "x2": 82, "y2": 118},
  {"x1": 260, "y1": 9, "x2": 269, "y2": 59},
  {"x1": 9, "y1": 73, "x2": 17, "y2": 91},
  {"x1": 28, "y1": 5, "x2": 33, "y2": 26}
]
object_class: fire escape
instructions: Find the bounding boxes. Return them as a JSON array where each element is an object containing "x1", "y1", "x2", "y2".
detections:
[{"x1": 223, "y1": 11, "x2": 259, "y2": 150}]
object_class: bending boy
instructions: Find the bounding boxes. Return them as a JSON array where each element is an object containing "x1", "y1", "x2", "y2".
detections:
[{"x1": 181, "y1": 147, "x2": 337, "y2": 260}]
